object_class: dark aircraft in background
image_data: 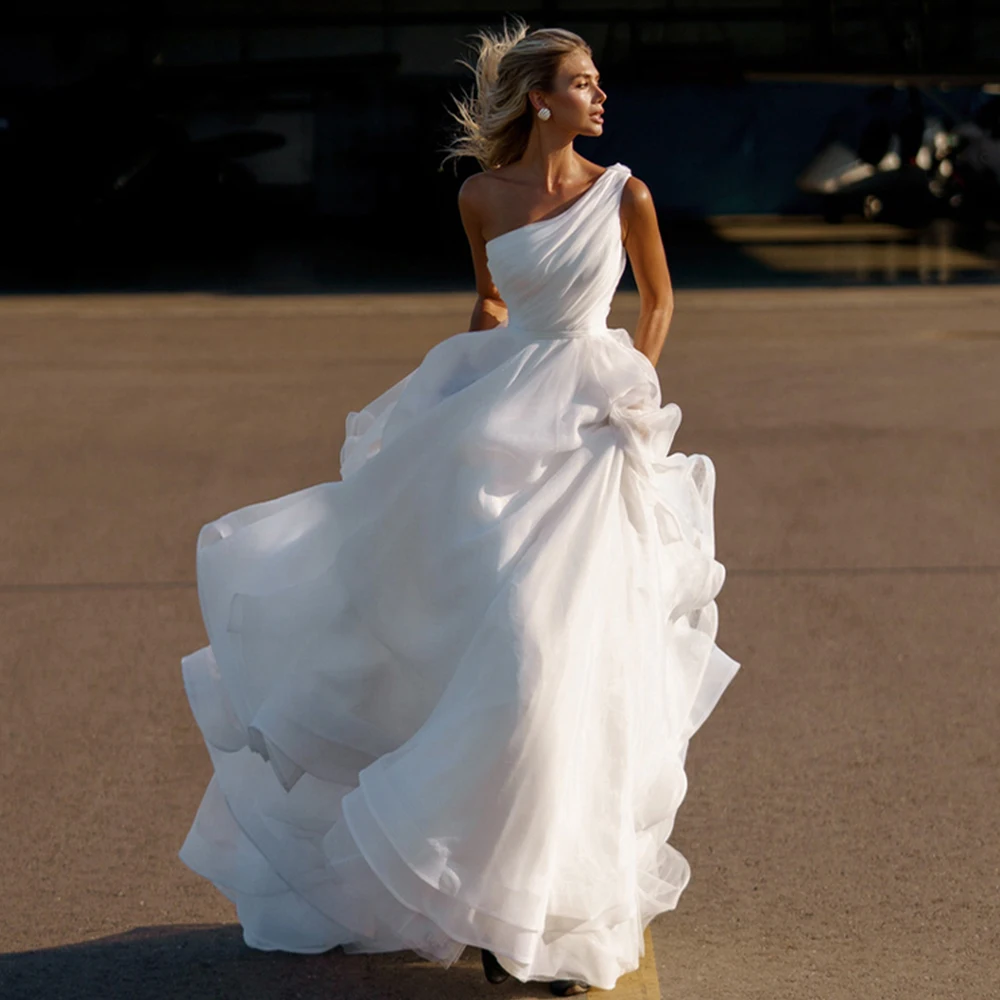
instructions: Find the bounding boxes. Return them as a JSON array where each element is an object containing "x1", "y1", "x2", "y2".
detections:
[
  {"x1": 0, "y1": 49, "x2": 392, "y2": 275},
  {"x1": 0, "y1": 46, "x2": 410, "y2": 276},
  {"x1": 0, "y1": 67, "x2": 285, "y2": 262},
  {"x1": 795, "y1": 81, "x2": 1000, "y2": 228}
]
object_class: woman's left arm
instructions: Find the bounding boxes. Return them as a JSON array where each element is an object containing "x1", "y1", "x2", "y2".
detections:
[{"x1": 620, "y1": 176, "x2": 674, "y2": 368}]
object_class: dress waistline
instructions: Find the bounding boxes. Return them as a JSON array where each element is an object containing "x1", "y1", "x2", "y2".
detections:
[{"x1": 506, "y1": 324, "x2": 612, "y2": 341}]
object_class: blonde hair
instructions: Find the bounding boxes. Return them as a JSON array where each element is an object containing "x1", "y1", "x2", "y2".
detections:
[{"x1": 440, "y1": 16, "x2": 592, "y2": 172}]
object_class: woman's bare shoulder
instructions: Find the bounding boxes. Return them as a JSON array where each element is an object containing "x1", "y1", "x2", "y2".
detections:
[
  {"x1": 621, "y1": 173, "x2": 654, "y2": 208},
  {"x1": 459, "y1": 165, "x2": 524, "y2": 200},
  {"x1": 620, "y1": 173, "x2": 656, "y2": 229},
  {"x1": 458, "y1": 170, "x2": 506, "y2": 220}
]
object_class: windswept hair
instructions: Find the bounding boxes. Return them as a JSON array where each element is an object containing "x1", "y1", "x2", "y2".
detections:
[{"x1": 440, "y1": 16, "x2": 592, "y2": 172}]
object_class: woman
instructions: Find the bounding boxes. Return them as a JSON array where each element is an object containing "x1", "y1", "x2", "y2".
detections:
[{"x1": 178, "y1": 18, "x2": 740, "y2": 997}]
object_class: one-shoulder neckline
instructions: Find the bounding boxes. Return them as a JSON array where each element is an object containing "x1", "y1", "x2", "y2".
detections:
[{"x1": 484, "y1": 163, "x2": 625, "y2": 250}]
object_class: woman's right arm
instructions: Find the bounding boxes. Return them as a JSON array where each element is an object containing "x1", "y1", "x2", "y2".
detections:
[{"x1": 458, "y1": 175, "x2": 509, "y2": 332}]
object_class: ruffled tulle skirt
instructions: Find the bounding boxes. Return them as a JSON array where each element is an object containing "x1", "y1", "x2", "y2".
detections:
[{"x1": 178, "y1": 323, "x2": 740, "y2": 990}]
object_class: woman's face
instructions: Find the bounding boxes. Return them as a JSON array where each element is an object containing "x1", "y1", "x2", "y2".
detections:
[{"x1": 536, "y1": 49, "x2": 606, "y2": 136}]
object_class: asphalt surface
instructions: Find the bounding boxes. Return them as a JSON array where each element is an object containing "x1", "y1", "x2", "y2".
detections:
[{"x1": 1, "y1": 286, "x2": 997, "y2": 999}]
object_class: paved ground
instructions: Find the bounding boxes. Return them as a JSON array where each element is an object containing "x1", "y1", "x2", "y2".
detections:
[{"x1": 0, "y1": 286, "x2": 997, "y2": 999}]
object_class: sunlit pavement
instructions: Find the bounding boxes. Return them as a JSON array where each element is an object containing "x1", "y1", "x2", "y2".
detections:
[{"x1": 0, "y1": 287, "x2": 997, "y2": 999}]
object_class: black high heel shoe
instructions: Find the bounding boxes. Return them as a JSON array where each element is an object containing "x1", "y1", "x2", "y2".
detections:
[
  {"x1": 481, "y1": 948, "x2": 510, "y2": 984},
  {"x1": 549, "y1": 980, "x2": 590, "y2": 996}
]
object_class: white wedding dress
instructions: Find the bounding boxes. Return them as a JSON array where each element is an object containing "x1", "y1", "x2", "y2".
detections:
[{"x1": 178, "y1": 161, "x2": 740, "y2": 991}]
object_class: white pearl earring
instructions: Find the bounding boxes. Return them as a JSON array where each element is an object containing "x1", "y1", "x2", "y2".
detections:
[{"x1": 537, "y1": 107, "x2": 551, "y2": 121}]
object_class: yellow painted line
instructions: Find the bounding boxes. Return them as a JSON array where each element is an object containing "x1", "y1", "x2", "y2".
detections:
[
  {"x1": 428, "y1": 925, "x2": 660, "y2": 996},
  {"x1": 742, "y1": 242, "x2": 996, "y2": 275},
  {"x1": 705, "y1": 213, "x2": 1000, "y2": 278},
  {"x1": 710, "y1": 217, "x2": 912, "y2": 243},
  {"x1": 590, "y1": 926, "x2": 660, "y2": 998}
]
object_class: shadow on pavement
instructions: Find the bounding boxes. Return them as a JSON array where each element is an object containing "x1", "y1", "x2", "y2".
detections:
[
  {"x1": 6, "y1": 212, "x2": 995, "y2": 296},
  {"x1": 0, "y1": 923, "x2": 557, "y2": 1000}
]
